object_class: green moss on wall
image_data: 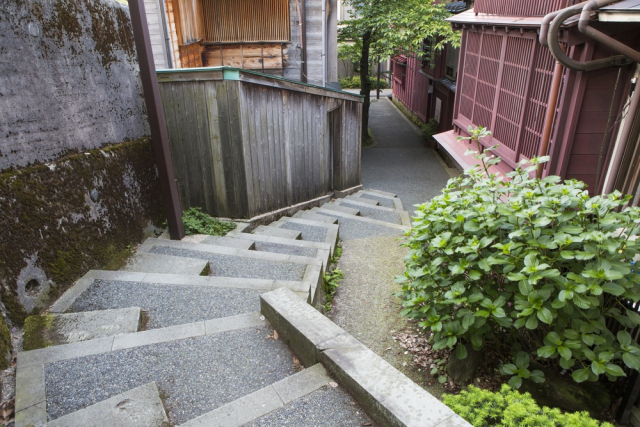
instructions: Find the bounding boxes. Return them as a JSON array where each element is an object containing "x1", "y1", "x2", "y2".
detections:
[
  {"x1": 23, "y1": 314, "x2": 54, "y2": 352},
  {"x1": 0, "y1": 314, "x2": 11, "y2": 370},
  {"x1": 0, "y1": 138, "x2": 165, "y2": 325}
]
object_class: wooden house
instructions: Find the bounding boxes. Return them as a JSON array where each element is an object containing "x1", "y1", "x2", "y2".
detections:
[
  {"x1": 431, "y1": 0, "x2": 640, "y2": 198},
  {"x1": 144, "y1": 0, "x2": 338, "y2": 86},
  {"x1": 156, "y1": 67, "x2": 363, "y2": 219},
  {"x1": 392, "y1": 1, "x2": 468, "y2": 134}
]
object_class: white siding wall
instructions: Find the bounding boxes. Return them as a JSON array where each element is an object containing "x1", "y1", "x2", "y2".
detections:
[{"x1": 144, "y1": 0, "x2": 169, "y2": 69}]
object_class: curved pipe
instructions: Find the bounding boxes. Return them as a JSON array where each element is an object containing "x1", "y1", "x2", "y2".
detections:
[
  {"x1": 540, "y1": 1, "x2": 589, "y2": 47},
  {"x1": 547, "y1": 7, "x2": 629, "y2": 71}
]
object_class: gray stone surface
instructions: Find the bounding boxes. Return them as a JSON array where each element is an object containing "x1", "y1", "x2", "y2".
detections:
[
  {"x1": 122, "y1": 253, "x2": 208, "y2": 275},
  {"x1": 338, "y1": 201, "x2": 402, "y2": 224},
  {"x1": 319, "y1": 203, "x2": 360, "y2": 216},
  {"x1": 199, "y1": 236, "x2": 256, "y2": 250},
  {"x1": 253, "y1": 226, "x2": 302, "y2": 240},
  {"x1": 45, "y1": 327, "x2": 297, "y2": 425},
  {"x1": 148, "y1": 247, "x2": 307, "y2": 281},
  {"x1": 358, "y1": 193, "x2": 396, "y2": 209},
  {"x1": 36, "y1": 307, "x2": 141, "y2": 347},
  {"x1": 344, "y1": 195, "x2": 379, "y2": 206},
  {"x1": 277, "y1": 222, "x2": 327, "y2": 243},
  {"x1": 293, "y1": 211, "x2": 339, "y2": 224},
  {"x1": 312, "y1": 210, "x2": 404, "y2": 241},
  {"x1": 68, "y1": 279, "x2": 262, "y2": 329},
  {"x1": 244, "y1": 386, "x2": 373, "y2": 427},
  {"x1": 254, "y1": 242, "x2": 317, "y2": 258},
  {"x1": 363, "y1": 99, "x2": 450, "y2": 214},
  {"x1": 46, "y1": 382, "x2": 170, "y2": 427}
]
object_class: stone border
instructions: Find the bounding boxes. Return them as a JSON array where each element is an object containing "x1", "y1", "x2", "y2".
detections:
[
  {"x1": 310, "y1": 207, "x2": 410, "y2": 232},
  {"x1": 242, "y1": 194, "x2": 334, "y2": 229},
  {"x1": 15, "y1": 312, "x2": 267, "y2": 427},
  {"x1": 333, "y1": 184, "x2": 364, "y2": 198},
  {"x1": 260, "y1": 288, "x2": 472, "y2": 427},
  {"x1": 179, "y1": 364, "x2": 331, "y2": 427},
  {"x1": 334, "y1": 199, "x2": 411, "y2": 227}
]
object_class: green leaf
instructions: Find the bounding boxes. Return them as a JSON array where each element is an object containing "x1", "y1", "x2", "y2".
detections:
[
  {"x1": 508, "y1": 375, "x2": 523, "y2": 389},
  {"x1": 455, "y1": 344, "x2": 468, "y2": 360},
  {"x1": 602, "y1": 282, "x2": 626, "y2": 296},
  {"x1": 572, "y1": 368, "x2": 590, "y2": 383},
  {"x1": 537, "y1": 308, "x2": 553, "y2": 325},
  {"x1": 623, "y1": 352, "x2": 640, "y2": 370},
  {"x1": 501, "y1": 364, "x2": 518, "y2": 375},
  {"x1": 515, "y1": 352, "x2": 529, "y2": 369},
  {"x1": 537, "y1": 346, "x2": 557, "y2": 358},
  {"x1": 618, "y1": 330, "x2": 633, "y2": 347},
  {"x1": 604, "y1": 363, "x2": 626, "y2": 377},
  {"x1": 529, "y1": 370, "x2": 545, "y2": 383},
  {"x1": 525, "y1": 315, "x2": 539, "y2": 330},
  {"x1": 557, "y1": 346, "x2": 572, "y2": 360}
]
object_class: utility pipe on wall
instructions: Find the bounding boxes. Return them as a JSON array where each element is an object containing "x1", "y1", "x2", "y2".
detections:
[
  {"x1": 322, "y1": 0, "x2": 327, "y2": 87},
  {"x1": 159, "y1": 0, "x2": 173, "y2": 68}
]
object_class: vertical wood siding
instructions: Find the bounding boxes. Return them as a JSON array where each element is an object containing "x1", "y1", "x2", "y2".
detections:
[
  {"x1": 158, "y1": 73, "x2": 361, "y2": 218},
  {"x1": 474, "y1": 0, "x2": 576, "y2": 16},
  {"x1": 201, "y1": 0, "x2": 290, "y2": 42},
  {"x1": 392, "y1": 54, "x2": 430, "y2": 121}
]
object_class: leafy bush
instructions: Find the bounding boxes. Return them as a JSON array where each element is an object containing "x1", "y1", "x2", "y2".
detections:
[
  {"x1": 444, "y1": 385, "x2": 614, "y2": 427},
  {"x1": 396, "y1": 126, "x2": 640, "y2": 388},
  {"x1": 339, "y1": 75, "x2": 388, "y2": 90},
  {"x1": 182, "y1": 207, "x2": 236, "y2": 236}
]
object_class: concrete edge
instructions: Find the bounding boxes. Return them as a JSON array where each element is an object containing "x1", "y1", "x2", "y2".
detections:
[
  {"x1": 319, "y1": 203, "x2": 361, "y2": 216},
  {"x1": 312, "y1": 207, "x2": 409, "y2": 231},
  {"x1": 335, "y1": 198, "x2": 401, "y2": 213},
  {"x1": 178, "y1": 364, "x2": 331, "y2": 427},
  {"x1": 253, "y1": 225, "x2": 303, "y2": 240},
  {"x1": 345, "y1": 194, "x2": 380, "y2": 206},
  {"x1": 260, "y1": 288, "x2": 472, "y2": 427},
  {"x1": 333, "y1": 185, "x2": 364, "y2": 198},
  {"x1": 244, "y1": 194, "x2": 334, "y2": 229},
  {"x1": 360, "y1": 188, "x2": 398, "y2": 198}
]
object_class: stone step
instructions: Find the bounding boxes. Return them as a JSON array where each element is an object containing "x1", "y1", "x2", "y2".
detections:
[
  {"x1": 310, "y1": 207, "x2": 408, "y2": 232},
  {"x1": 50, "y1": 271, "x2": 313, "y2": 328},
  {"x1": 182, "y1": 235, "x2": 256, "y2": 250},
  {"x1": 252, "y1": 225, "x2": 302, "y2": 240},
  {"x1": 360, "y1": 188, "x2": 397, "y2": 198},
  {"x1": 334, "y1": 199, "x2": 410, "y2": 226},
  {"x1": 344, "y1": 194, "x2": 379, "y2": 206},
  {"x1": 42, "y1": 382, "x2": 169, "y2": 427},
  {"x1": 180, "y1": 364, "x2": 339, "y2": 427},
  {"x1": 121, "y1": 252, "x2": 208, "y2": 276},
  {"x1": 319, "y1": 203, "x2": 360, "y2": 216},
  {"x1": 23, "y1": 307, "x2": 141, "y2": 351},
  {"x1": 292, "y1": 210, "x2": 339, "y2": 224},
  {"x1": 271, "y1": 217, "x2": 339, "y2": 256},
  {"x1": 16, "y1": 313, "x2": 298, "y2": 427},
  {"x1": 357, "y1": 189, "x2": 404, "y2": 211}
]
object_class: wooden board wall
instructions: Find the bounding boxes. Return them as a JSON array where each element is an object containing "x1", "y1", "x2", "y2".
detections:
[
  {"x1": 158, "y1": 75, "x2": 361, "y2": 218},
  {"x1": 201, "y1": 0, "x2": 290, "y2": 42},
  {"x1": 203, "y1": 43, "x2": 284, "y2": 71}
]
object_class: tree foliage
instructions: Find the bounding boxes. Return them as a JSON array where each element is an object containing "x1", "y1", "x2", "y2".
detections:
[{"x1": 396, "y1": 128, "x2": 640, "y2": 388}]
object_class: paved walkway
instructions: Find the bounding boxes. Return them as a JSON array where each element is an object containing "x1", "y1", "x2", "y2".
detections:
[{"x1": 362, "y1": 98, "x2": 452, "y2": 214}]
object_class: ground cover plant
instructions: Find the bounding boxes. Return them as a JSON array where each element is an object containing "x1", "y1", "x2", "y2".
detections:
[
  {"x1": 181, "y1": 207, "x2": 236, "y2": 236},
  {"x1": 339, "y1": 75, "x2": 388, "y2": 90},
  {"x1": 444, "y1": 385, "x2": 614, "y2": 427},
  {"x1": 396, "y1": 126, "x2": 640, "y2": 390}
]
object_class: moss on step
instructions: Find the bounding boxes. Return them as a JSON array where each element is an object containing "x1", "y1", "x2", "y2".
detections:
[
  {"x1": 23, "y1": 314, "x2": 55, "y2": 351},
  {"x1": 0, "y1": 313, "x2": 12, "y2": 370}
]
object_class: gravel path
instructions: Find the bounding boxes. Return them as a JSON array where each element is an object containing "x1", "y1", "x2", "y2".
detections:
[
  {"x1": 69, "y1": 279, "x2": 261, "y2": 329},
  {"x1": 45, "y1": 326, "x2": 296, "y2": 425},
  {"x1": 148, "y1": 246, "x2": 306, "y2": 281},
  {"x1": 244, "y1": 386, "x2": 374, "y2": 427},
  {"x1": 363, "y1": 98, "x2": 451, "y2": 214}
]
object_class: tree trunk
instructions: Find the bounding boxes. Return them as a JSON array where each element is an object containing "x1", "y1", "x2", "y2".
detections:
[
  {"x1": 376, "y1": 56, "x2": 381, "y2": 100},
  {"x1": 359, "y1": 30, "x2": 371, "y2": 145}
]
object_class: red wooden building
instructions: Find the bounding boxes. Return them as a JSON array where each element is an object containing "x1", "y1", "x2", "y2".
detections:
[{"x1": 424, "y1": 0, "x2": 640, "y2": 198}]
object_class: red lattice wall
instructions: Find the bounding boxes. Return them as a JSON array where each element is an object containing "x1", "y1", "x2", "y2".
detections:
[{"x1": 473, "y1": 0, "x2": 577, "y2": 16}]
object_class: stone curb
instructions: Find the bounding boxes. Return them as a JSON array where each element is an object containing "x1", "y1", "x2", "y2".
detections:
[
  {"x1": 293, "y1": 210, "x2": 339, "y2": 224},
  {"x1": 311, "y1": 207, "x2": 409, "y2": 231},
  {"x1": 260, "y1": 288, "x2": 472, "y2": 427},
  {"x1": 333, "y1": 184, "x2": 364, "y2": 198},
  {"x1": 344, "y1": 194, "x2": 380, "y2": 206},
  {"x1": 178, "y1": 364, "x2": 331, "y2": 427},
  {"x1": 335, "y1": 199, "x2": 411, "y2": 227},
  {"x1": 50, "y1": 271, "x2": 312, "y2": 314},
  {"x1": 15, "y1": 312, "x2": 268, "y2": 427}
]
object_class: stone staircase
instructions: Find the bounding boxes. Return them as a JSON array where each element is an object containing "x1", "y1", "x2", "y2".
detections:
[{"x1": 15, "y1": 189, "x2": 469, "y2": 427}]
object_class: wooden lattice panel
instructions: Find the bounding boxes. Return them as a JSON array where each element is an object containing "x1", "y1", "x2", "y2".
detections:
[
  {"x1": 459, "y1": 32, "x2": 481, "y2": 121},
  {"x1": 201, "y1": 0, "x2": 290, "y2": 42},
  {"x1": 472, "y1": 33, "x2": 502, "y2": 130}
]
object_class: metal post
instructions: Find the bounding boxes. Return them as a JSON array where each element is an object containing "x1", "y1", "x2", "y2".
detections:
[{"x1": 128, "y1": 0, "x2": 185, "y2": 240}]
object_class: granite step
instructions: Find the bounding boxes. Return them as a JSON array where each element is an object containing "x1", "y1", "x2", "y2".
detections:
[
  {"x1": 252, "y1": 225, "x2": 302, "y2": 240},
  {"x1": 121, "y1": 252, "x2": 208, "y2": 276},
  {"x1": 292, "y1": 210, "x2": 339, "y2": 224},
  {"x1": 319, "y1": 203, "x2": 360, "y2": 216},
  {"x1": 179, "y1": 363, "x2": 373, "y2": 427},
  {"x1": 344, "y1": 194, "x2": 379, "y2": 206},
  {"x1": 15, "y1": 312, "x2": 295, "y2": 427},
  {"x1": 50, "y1": 271, "x2": 313, "y2": 327},
  {"x1": 270, "y1": 217, "x2": 339, "y2": 256},
  {"x1": 357, "y1": 189, "x2": 404, "y2": 211},
  {"x1": 23, "y1": 307, "x2": 141, "y2": 350},
  {"x1": 334, "y1": 199, "x2": 411, "y2": 226},
  {"x1": 310, "y1": 207, "x2": 408, "y2": 231}
]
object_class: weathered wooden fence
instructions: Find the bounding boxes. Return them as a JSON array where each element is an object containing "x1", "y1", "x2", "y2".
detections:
[{"x1": 157, "y1": 67, "x2": 363, "y2": 219}]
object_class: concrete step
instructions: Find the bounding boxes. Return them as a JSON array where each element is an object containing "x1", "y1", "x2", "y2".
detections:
[
  {"x1": 292, "y1": 210, "x2": 339, "y2": 224},
  {"x1": 121, "y1": 252, "x2": 208, "y2": 276},
  {"x1": 344, "y1": 194, "x2": 379, "y2": 206},
  {"x1": 357, "y1": 189, "x2": 404, "y2": 211},
  {"x1": 16, "y1": 313, "x2": 297, "y2": 427},
  {"x1": 23, "y1": 307, "x2": 141, "y2": 351},
  {"x1": 310, "y1": 207, "x2": 408, "y2": 232},
  {"x1": 334, "y1": 199, "x2": 410, "y2": 226},
  {"x1": 139, "y1": 238, "x2": 323, "y2": 298},
  {"x1": 360, "y1": 188, "x2": 397, "y2": 198},
  {"x1": 271, "y1": 217, "x2": 339, "y2": 256},
  {"x1": 183, "y1": 235, "x2": 255, "y2": 250},
  {"x1": 50, "y1": 271, "x2": 313, "y2": 328},
  {"x1": 252, "y1": 225, "x2": 302, "y2": 240},
  {"x1": 43, "y1": 382, "x2": 169, "y2": 427},
  {"x1": 319, "y1": 203, "x2": 360, "y2": 216}
]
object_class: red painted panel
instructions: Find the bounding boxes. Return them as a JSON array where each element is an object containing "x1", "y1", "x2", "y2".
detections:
[
  {"x1": 566, "y1": 154, "x2": 599, "y2": 174},
  {"x1": 569, "y1": 133, "x2": 605, "y2": 155},
  {"x1": 474, "y1": 0, "x2": 576, "y2": 16},
  {"x1": 575, "y1": 111, "x2": 615, "y2": 134}
]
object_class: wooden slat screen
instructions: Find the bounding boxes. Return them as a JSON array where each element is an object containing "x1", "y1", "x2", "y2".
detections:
[
  {"x1": 474, "y1": 0, "x2": 577, "y2": 16},
  {"x1": 455, "y1": 29, "x2": 557, "y2": 165},
  {"x1": 201, "y1": 0, "x2": 290, "y2": 43},
  {"x1": 175, "y1": 0, "x2": 203, "y2": 44}
]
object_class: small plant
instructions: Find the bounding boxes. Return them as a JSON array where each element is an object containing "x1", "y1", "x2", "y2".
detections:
[
  {"x1": 182, "y1": 207, "x2": 237, "y2": 236},
  {"x1": 396, "y1": 126, "x2": 640, "y2": 388},
  {"x1": 443, "y1": 385, "x2": 614, "y2": 427},
  {"x1": 323, "y1": 268, "x2": 344, "y2": 312}
]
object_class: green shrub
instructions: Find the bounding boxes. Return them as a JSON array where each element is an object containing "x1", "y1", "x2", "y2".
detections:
[
  {"x1": 396, "y1": 126, "x2": 640, "y2": 388},
  {"x1": 339, "y1": 75, "x2": 388, "y2": 90},
  {"x1": 182, "y1": 207, "x2": 236, "y2": 236},
  {"x1": 443, "y1": 385, "x2": 614, "y2": 427}
]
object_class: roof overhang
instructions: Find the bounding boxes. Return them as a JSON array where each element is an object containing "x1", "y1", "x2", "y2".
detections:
[{"x1": 447, "y1": 9, "x2": 580, "y2": 28}]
